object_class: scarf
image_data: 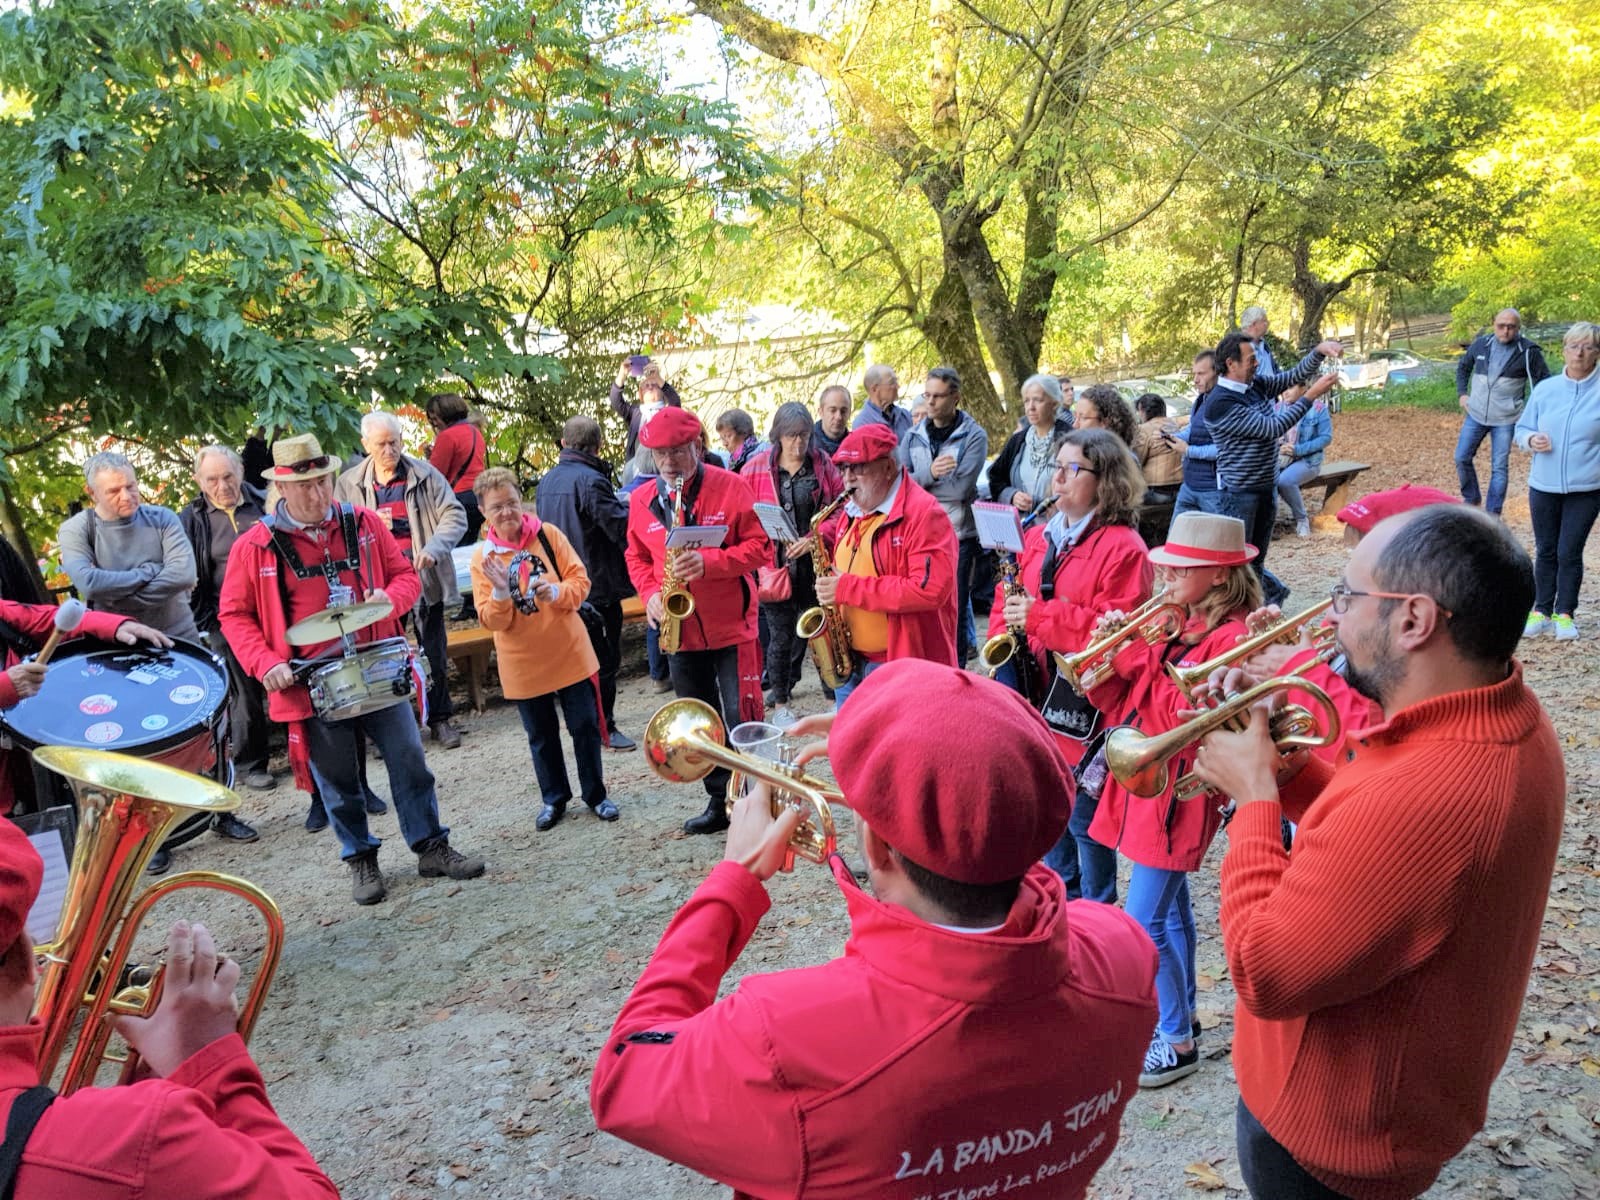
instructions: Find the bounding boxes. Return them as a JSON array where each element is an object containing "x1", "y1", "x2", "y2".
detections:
[{"x1": 485, "y1": 511, "x2": 540, "y2": 552}]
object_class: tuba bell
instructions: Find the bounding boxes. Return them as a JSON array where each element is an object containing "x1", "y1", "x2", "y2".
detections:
[{"x1": 28, "y1": 747, "x2": 284, "y2": 1095}]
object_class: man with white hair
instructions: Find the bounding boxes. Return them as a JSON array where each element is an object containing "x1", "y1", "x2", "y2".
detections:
[
  {"x1": 181, "y1": 445, "x2": 274, "y2": 799},
  {"x1": 851, "y1": 364, "x2": 912, "y2": 443},
  {"x1": 1241, "y1": 305, "x2": 1278, "y2": 378},
  {"x1": 58, "y1": 451, "x2": 200, "y2": 641},
  {"x1": 336, "y1": 412, "x2": 468, "y2": 748}
]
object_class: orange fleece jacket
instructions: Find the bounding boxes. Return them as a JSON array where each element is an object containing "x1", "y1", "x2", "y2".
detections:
[
  {"x1": 1221, "y1": 662, "x2": 1564, "y2": 1200},
  {"x1": 471, "y1": 520, "x2": 597, "y2": 700}
]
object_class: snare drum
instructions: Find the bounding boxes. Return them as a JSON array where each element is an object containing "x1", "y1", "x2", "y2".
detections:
[{"x1": 304, "y1": 637, "x2": 424, "y2": 722}]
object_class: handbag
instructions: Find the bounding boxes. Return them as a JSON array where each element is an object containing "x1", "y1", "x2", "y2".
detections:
[{"x1": 757, "y1": 563, "x2": 792, "y2": 603}]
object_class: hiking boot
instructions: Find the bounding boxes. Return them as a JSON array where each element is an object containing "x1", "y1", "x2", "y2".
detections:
[
  {"x1": 651, "y1": 676, "x2": 674, "y2": 694},
  {"x1": 1138, "y1": 1036, "x2": 1199, "y2": 1088},
  {"x1": 430, "y1": 720, "x2": 463, "y2": 749},
  {"x1": 349, "y1": 852, "x2": 386, "y2": 905},
  {"x1": 1523, "y1": 612, "x2": 1550, "y2": 638},
  {"x1": 417, "y1": 839, "x2": 485, "y2": 880},
  {"x1": 683, "y1": 799, "x2": 730, "y2": 836}
]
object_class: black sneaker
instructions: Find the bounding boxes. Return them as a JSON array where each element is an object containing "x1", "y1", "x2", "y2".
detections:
[
  {"x1": 1138, "y1": 1036, "x2": 1200, "y2": 1088},
  {"x1": 212, "y1": 813, "x2": 259, "y2": 843}
]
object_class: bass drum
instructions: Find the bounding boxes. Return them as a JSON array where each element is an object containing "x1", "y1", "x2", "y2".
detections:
[{"x1": 1, "y1": 639, "x2": 232, "y2": 842}]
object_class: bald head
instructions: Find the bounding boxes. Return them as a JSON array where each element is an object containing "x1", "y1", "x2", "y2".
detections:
[{"x1": 1493, "y1": 309, "x2": 1522, "y2": 344}]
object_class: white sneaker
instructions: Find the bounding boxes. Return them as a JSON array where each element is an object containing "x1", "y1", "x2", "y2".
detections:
[
  {"x1": 1523, "y1": 613, "x2": 1549, "y2": 638},
  {"x1": 1552, "y1": 615, "x2": 1579, "y2": 641},
  {"x1": 1295, "y1": 518, "x2": 1311, "y2": 538}
]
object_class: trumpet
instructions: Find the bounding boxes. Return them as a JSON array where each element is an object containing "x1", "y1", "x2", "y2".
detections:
[
  {"x1": 658, "y1": 482, "x2": 694, "y2": 655},
  {"x1": 1053, "y1": 589, "x2": 1187, "y2": 693},
  {"x1": 795, "y1": 494, "x2": 854, "y2": 689},
  {"x1": 980, "y1": 553, "x2": 1041, "y2": 703},
  {"x1": 1104, "y1": 663, "x2": 1342, "y2": 802},
  {"x1": 643, "y1": 699, "x2": 839, "y2": 868},
  {"x1": 1165, "y1": 598, "x2": 1335, "y2": 696},
  {"x1": 29, "y1": 747, "x2": 283, "y2": 1095}
]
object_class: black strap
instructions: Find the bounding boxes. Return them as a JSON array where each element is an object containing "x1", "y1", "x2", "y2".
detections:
[
  {"x1": 0, "y1": 1086, "x2": 56, "y2": 1199},
  {"x1": 447, "y1": 425, "x2": 483, "y2": 489},
  {"x1": 263, "y1": 504, "x2": 363, "y2": 585}
]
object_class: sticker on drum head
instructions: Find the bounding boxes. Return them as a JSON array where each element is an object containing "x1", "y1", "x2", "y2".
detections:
[
  {"x1": 84, "y1": 722, "x2": 123, "y2": 744},
  {"x1": 78, "y1": 694, "x2": 116, "y2": 716},
  {"x1": 82, "y1": 662, "x2": 105, "y2": 677},
  {"x1": 168, "y1": 685, "x2": 205, "y2": 705},
  {"x1": 141, "y1": 714, "x2": 170, "y2": 731}
]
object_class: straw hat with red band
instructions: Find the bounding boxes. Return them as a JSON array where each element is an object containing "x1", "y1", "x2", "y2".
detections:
[
  {"x1": 1336, "y1": 484, "x2": 1457, "y2": 535},
  {"x1": 832, "y1": 424, "x2": 900, "y2": 466},
  {"x1": 638, "y1": 407, "x2": 703, "y2": 449},
  {"x1": 1146, "y1": 511, "x2": 1257, "y2": 569},
  {"x1": 0, "y1": 819, "x2": 44, "y2": 954},
  {"x1": 830, "y1": 660, "x2": 1071, "y2": 885},
  {"x1": 270, "y1": 433, "x2": 339, "y2": 482}
]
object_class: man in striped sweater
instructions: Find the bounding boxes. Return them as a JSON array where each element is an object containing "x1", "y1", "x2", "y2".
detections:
[
  {"x1": 1206, "y1": 331, "x2": 1342, "y2": 605},
  {"x1": 1193, "y1": 505, "x2": 1563, "y2": 1200}
]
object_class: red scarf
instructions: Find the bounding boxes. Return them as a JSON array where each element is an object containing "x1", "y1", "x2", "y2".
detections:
[{"x1": 485, "y1": 511, "x2": 540, "y2": 552}]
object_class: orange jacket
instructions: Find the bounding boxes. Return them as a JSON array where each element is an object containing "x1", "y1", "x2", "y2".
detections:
[{"x1": 471, "y1": 518, "x2": 596, "y2": 700}]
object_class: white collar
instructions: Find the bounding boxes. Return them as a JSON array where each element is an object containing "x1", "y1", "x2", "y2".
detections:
[
  {"x1": 845, "y1": 470, "x2": 902, "y2": 518},
  {"x1": 1046, "y1": 507, "x2": 1097, "y2": 547},
  {"x1": 931, "y1": 920, "x2": 1007, "y2": 935},
  {"x1": 1215, "y1": 375, "x2": 1249, "y2": 394}
]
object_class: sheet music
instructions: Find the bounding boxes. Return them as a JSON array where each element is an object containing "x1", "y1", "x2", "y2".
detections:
[
  {"x1": 752, "y1": 503, "x2": 800, "y2": 544},
  {"x1": 664, "y1": 525, "x2": 728, "y2": 552},
  {"x1": 26, "y1": 830, "x2": 69, "y2": 943},
  {"x1": 973, "y1": 501, "x2": 1026, "y2": 553}
]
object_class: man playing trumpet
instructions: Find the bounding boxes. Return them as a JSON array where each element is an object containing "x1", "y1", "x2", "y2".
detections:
[
  {"x1": 1191, "y1": 505, "x2": 1563, "y2": 1200},
  {"x1": 591, "y1": 661, "x2": 1159, "y2": 1199}
]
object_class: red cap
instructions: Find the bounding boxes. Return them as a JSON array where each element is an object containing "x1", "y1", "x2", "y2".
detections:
[
  {"x1": 830, "y1": 660, "x2": 1071, "y2": 884},
  {"x1": 0, "y1": 819, "x2": 43, "y2": 953},
  {"x1": 832, "y1": 425, "x2": 900, "y2": 466},
  {"x1": 1336, "y1": 484, "x2": 1457, "y2": 534},
  {"x1": 638, "y1": 407, "x2": 703, "y2": 449}
]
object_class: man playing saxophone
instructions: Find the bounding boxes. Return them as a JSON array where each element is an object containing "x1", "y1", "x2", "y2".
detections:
[
  {"x1": 812, "y1": 425, "x2": 957, "y2": 706},
  {"x1": 0, "y1": 818, "x2": 336, "y2": 1197},
  {"x1": 625, "y1": 407, "x2": 771, "y2": 835}
]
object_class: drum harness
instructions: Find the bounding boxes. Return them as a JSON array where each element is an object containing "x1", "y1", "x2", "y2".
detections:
[{"x1": 261, "y1": 504, "x2": 371, "y2": 669}]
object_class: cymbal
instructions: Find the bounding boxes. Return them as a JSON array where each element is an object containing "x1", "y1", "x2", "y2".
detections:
[{"x1": 286, "y1": 600, "x2": 393, "y2": 647}]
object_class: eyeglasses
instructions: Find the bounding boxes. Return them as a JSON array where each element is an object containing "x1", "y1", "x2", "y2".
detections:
[
  {"x1": 1494, "y1": 322, "x2": 1520, "y2": 330},
  {"x1": 278, "y1": 456, "x2": 331, "y2": 475},
  {"x1": 1329, "y1": 583, "x2": 1452, "y2": 618},
  {"x1": 1053, "y1": 463, "x2": 1098, "y2": 478}
]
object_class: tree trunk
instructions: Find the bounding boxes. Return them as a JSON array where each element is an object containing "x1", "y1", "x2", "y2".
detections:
[
  {"x1": 0, "y1": 479, "x2": 47, "y2": 599},
  {"x1": 921, "y1": 260, "x2": 1001, "y2": 420},
  {"x1": 1290, "y1": 239, "x2": 1352, "y2": 350}
]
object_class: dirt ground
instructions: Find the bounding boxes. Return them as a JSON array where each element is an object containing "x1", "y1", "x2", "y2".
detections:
[{"x1": 146, "y1": 403, "x2": 1598, "y2": 1199}]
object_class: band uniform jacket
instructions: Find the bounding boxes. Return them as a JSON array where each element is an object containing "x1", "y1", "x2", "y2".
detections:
[{"x1": 624, "y1": 464, "x2": 770, "y2": 652}]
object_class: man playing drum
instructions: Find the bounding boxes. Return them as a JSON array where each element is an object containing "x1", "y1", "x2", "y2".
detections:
[{"x1": 219, "y1": 435, "x2": 484, "y2": 906}]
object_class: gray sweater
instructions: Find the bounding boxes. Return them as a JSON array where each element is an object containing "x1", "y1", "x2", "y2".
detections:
[{"x1": 58, "y1": 504, "x2": 200, "y2": 640}]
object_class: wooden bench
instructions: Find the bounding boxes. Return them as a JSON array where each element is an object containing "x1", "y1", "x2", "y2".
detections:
[
  {"x1": 1303, "y1": 460, "x2": 1371, "y2": 513},
  {"x1": 446, "y1": 595, "x2": 650, "y2": 713}
]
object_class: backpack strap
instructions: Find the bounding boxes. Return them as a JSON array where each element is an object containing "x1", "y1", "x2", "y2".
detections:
[{"x1": 0, "y1": 1086, "x2": 56, "y2": 1200}]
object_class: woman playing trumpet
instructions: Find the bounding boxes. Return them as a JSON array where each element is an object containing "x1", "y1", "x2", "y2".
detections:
[
  {"x1": 984, "y1": 428, "x2": 1152, "y2": 899},
  {"x1": 1081, "y1": 511, "x2": 1261, "y2": 1089}
]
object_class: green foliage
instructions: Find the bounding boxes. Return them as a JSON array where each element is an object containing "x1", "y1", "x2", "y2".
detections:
[{"x1": 1345, "y1": 374, "x2": 1458, "y2": 413}]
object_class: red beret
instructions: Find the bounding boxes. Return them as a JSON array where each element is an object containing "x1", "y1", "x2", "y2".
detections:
[
  {"x1": 832, "y1": 425, "x2": 900, "y2": 465},
  {"x1": 638, "y1": 406, "x2": 703, "y2": 449},
  {"x1": 1336, "y1": 484, "x2": 1457, "y2": 534},
  {"x1": 830, "y1": 660, "x2": 1071, "y2": 884},
  {"x1": 0, "y1": 819, "x2": 43, "y2": 953}
]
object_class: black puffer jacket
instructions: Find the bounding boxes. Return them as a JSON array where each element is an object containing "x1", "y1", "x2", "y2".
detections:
[{"x1": 534, "y1": 448, "x2": 634, "y2": 606}]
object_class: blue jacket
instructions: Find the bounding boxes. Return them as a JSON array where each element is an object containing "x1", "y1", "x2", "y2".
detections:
[
  {"x1": 1515, "y1": 370, "x2": 1600, "y2": 494},
  {"x1": 1282, "y1": 402, "x2": 1333, "y2": 470}
]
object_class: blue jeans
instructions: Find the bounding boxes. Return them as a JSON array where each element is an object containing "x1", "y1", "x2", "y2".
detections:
[
  {"x1": 516, "y1": 680, "x2": 608, "y2": 810},
  {"x1": 645, "y1": 625, "x2": 670, "y2": 681},
  {"x1": 832, "y1": 658, "x2": 884, "y2": 709},
  {"x1": 1237, "y1": 1100, "x2": 1353, "y2": 1199},
  {"x1": 306, "y1": 701, "x2": 447, "y2": 861},
  {"x1": 1217, "y1": 487, "x2": 1290, "y2": 607},
  {"x1": 1171, "y1": 481, "x2": 1223, "y2": 522},
  {"x1": 1125, "y1": 864, "x2": 1197, "y2": 1044},
  {"x1": 1069, "y1": 783, "x2": 1119, "y2": 905},
  {"x1": 1454, "y1": 416, "x2": 1514, "y2": 514},
  {"x1": 1276, "y1": 459, "x2": 1319, "y2": 523}
]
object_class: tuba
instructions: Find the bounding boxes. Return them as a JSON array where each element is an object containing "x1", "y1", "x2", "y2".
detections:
[
  {"x1": 794, "y1": 494, "x2": 855, "y2": 689},
  {"x1": 29, "y1": 747, "x2": 283, "y2": 1095},
  {"x1": 657, "y1": 482, "x2": 694, "y2": 655},
  {"x1": 643, "y1": 699, "x2": 839, "y2": 869},
  {"x1": 979, "y1": 553, "x2": 1041, "y2": 703},
  {"x1": 1053, "y1": 589, "x2": 1187, "y2": 693}
]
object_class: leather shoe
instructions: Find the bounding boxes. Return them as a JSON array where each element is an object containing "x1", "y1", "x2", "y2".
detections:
[
  {"x1": 212, "y1": 813, "x2": 259, "y2": 842},
  {"x1": 651, "y1": 676, "x2": 674, "y2": 694},
  {"x1": 589, "y1": 799, "x2": 620, "y2": 821},
  {"x1": 535, "y1": 803, "x2": 565, "y2": 831},
  {"x1": 606, "y1": 730, "x2": 636, "y2": 751},
  {"x1": 365, "y1": 793, "x2": 388, "y2": 815},
  {"x1": 305, "y1": 800, "x2": 329, "y2": 833},
  {"x1": 242, "y1": 768, "x2": 276, "y2": 791},
  {"x1": 430, "y1": 720, "x2": 463, "y2": 749},
  {"x1": 349, "y1": 852, "x2": 386, "y2": 905},
  {"x1": 682, "y1": 800, "x2": 729, "y2": 836},
  {"x1": 146, "y1": 848, "x2": 172, "y2": 875}
]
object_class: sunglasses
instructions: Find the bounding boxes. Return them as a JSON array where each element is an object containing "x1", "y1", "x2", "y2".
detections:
[{"x1": 277, "y1": 455, "x2": 331, "y2": 475}]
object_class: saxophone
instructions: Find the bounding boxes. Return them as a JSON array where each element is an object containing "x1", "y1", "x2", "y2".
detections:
[
  {"x1": 795, "y1": 493, "x2": 854, "y2": 689},
  {"x1": 979, "y1": 553, "x2": 1041, "y2": 703},
  {"x1": 658, "y1": 482, "x2": 694, "y2": 655}
]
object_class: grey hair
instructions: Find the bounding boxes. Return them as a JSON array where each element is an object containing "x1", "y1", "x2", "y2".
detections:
[
  {"x1": 360, "y1": 411, "x2": 403, "y2": 440},
  {"x1": 714, "y1": 408, "x2": 755, "y2": 439},
  {"x1": 1020, "y1": 374, "x2": 1062, "y2": 406},
  {"x1": 863, "y1": 363, "x2": 896, "y2": 390},
  {"x1": 193, "y1": 444, "x2": 243, "y2": 477},
  {"x1": 84, "y1": 451, "x2": 136, "y2": 489},
  {"x1": 1562, "y1": 321, "x2": 1600, "y2": 351},
  {"x1": 1241, "y1": 305, "x2": 1268, "y2": 327}
]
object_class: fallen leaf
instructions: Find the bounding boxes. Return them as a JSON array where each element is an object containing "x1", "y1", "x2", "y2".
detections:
[
  {"x1": 448, "y1": 1164, "x2": 471, "y2": 1179},
  {"x1": 1184, "y1": 1161, "x2": 1227, "y2": 1190}
]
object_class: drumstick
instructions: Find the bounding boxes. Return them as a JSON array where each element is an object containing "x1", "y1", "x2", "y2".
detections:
[{"x1": 36, "y1": 598, "x2": 87, "y2": 666}]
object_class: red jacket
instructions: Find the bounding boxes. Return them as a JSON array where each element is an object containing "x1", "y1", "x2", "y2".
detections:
[
  {"x1": 624, "y1": 464, "x2": 770, "y2": 651},
  {"x1": 986, "y1": 522, "x2": 1153, "y2": 769},
  {"x1": 0, "y1": 1028, "x2": 336, "y2": 1199},
  {"x1": 217, "y1": 506, "x2": 421, "y2": 721},
  {"x1": 1086, "y1": 617, "x2": 1249, "y2": 872},
  {"x1": 592, "y1": 858, "x2": 1158, "y2": 1200},
  {"x1": 1223, "y1": 665, "x2": 1562, "y2": 1200},
  {"x1": 824, "y1": 472, "x2": 957, "y2": 666}
]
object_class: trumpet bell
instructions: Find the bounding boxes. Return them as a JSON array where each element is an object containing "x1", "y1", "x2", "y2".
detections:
[{"x1": 642, "y1": 698, "x2": 723, "y2": 784}]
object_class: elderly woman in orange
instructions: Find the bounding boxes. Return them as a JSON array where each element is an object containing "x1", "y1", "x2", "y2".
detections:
[{"x1": 471, "y1": 467, "x2": 620, "y2": 832}]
